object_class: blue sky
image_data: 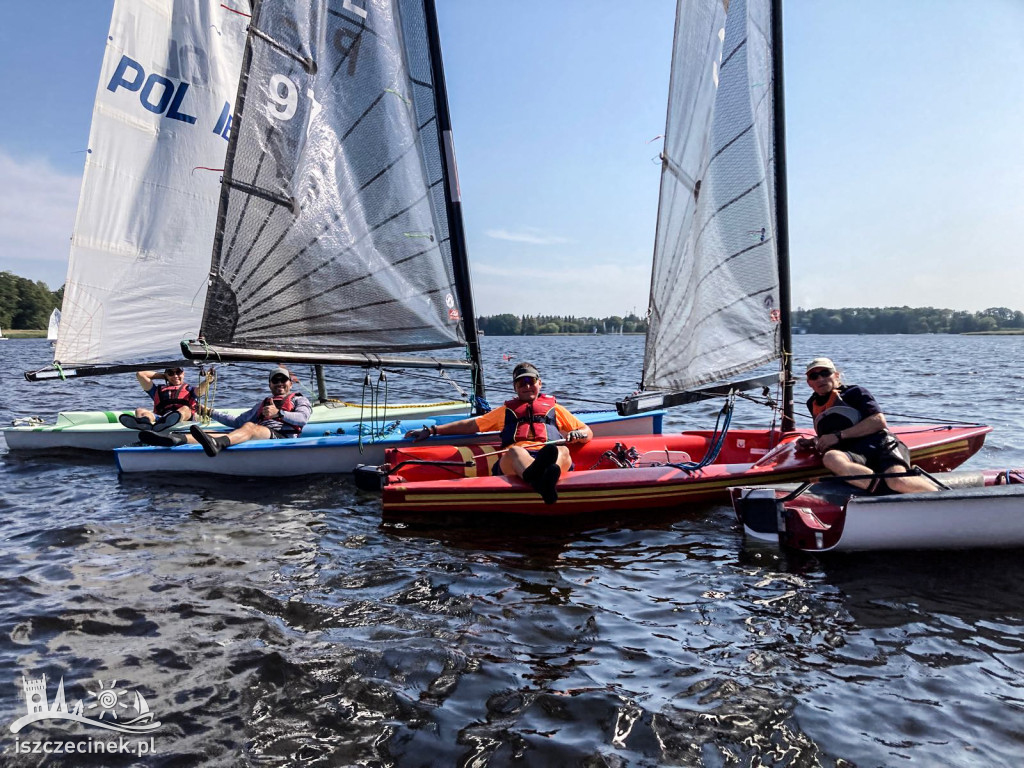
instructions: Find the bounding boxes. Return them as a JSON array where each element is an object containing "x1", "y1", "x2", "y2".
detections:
[{"x1": 2, "y1": 0, "x2": 1022, "y2": 317}]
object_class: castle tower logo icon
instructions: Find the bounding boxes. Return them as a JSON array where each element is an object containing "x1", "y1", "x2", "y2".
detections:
[{"x1": 9, "y1": 674, "x2": 161, "y2": 735}]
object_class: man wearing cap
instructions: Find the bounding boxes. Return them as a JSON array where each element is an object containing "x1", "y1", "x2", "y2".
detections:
[
  {"x1": 119, "y1": 367, "x2": 213, "y2": 432},
  {"x1": 139, "y1": 366, "x2": 312, "y2": 457},
  {"x1": 405, "y1": 361, "x2": 593, "y2": 504},
  {"x1": 800, "y1": 357, "x2": 936, "y2": 493}
]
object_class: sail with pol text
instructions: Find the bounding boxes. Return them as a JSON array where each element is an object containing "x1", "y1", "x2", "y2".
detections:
[
  {"x1": 639, "y1": 0, "x2": 788, "y2": 397},
  {"x1": 32, "y1": 0, "x2": 247, "y2": 380},
  {"x1": 183, "y1": 0, "x2": 483, "y2": 379}
]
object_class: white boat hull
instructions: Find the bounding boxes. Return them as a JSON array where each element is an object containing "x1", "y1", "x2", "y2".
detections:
[
  {"x1": 114, "y1": 411, "x2": 662, "y2": 477},
  {"x1": 828, "y1": 485, "x2": 1024, "y2": 551},
  {"x1": 732, "y1": 469, "x2": 1024, "y2": 552},
  {"x1": 2, "y1": 401, "x2": 472, "y2": 452}
]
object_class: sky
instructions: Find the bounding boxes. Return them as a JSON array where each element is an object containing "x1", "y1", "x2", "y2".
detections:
[{"x1": 1, "y1": 0, "x2": 1022, "y2": 318}]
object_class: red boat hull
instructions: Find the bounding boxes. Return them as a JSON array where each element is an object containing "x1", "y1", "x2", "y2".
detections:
[{"x1": 381, "y1": 425, "x2": 991, "y2": 517}]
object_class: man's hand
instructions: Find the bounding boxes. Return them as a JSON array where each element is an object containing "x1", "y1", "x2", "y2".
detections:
[
  {"x1": 405, "y1": 428, "x2": 431, "y2": 442},
  {"x1": 566, "y1": 429, "x2": 589, "y2": 443}
]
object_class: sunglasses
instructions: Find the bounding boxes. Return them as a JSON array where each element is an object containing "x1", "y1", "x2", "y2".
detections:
[
  {"x1": 515, "y1": 376, "x2": 538, "y2": 386},
  {"x1": 165, "y1": 370, "x2": 184, "y2": 376},
  {"x1": 806, "y1": 369, "x2": 833, "y2": 381},
  {"x1": 270, "y1": 376, "x2": 289, "y2": 384}
]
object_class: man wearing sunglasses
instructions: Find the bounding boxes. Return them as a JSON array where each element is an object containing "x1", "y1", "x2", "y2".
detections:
[
  {"x1": 405, "y1": 361, "x2": 592, "y2": 504},
  {"x1": 799, "y1": 357, "x2": 935, "y2": 494},
  {"x1": 119, "y1": 367, "x2": 213, "y2": 432},
  {"x1": 139, "y1": 366, "x2": 312, "y2": 457}
]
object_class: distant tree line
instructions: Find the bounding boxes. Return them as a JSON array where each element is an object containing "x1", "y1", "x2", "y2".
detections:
[
  {"x1": 477, "y1": 313, "x2": 649, "y2": 335},
  {"x1": 0, "y1": 272, "x2": 62, "y2": 330},
  {"x1": 477, "y1": 307, "x2": 1024, "y2": 336},
  {"x1": 793, "y1": 306, "x2": 1024, "y2": 334}
]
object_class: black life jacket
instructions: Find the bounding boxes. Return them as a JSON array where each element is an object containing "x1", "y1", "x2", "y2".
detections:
[{"x1": 810, "y1": 389, "x2": 863, "y2": 436}]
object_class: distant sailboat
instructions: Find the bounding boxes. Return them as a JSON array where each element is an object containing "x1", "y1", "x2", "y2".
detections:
[{"x1": 46, "y1": 309, "x2": 60, "y2": 345}]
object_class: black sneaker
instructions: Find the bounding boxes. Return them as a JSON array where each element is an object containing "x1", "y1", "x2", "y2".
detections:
[
  {"x1": 139, "y1": 430, "x2": 186, "y2": 448},
  {"x1": 190, "y1": 425, "x2": 228, "y2": 457},
  {"x1": 151, "y1": 411, "x2": 182, "y2": 433},
  {"x1": 535, "y1": 464, "x2": 561, "y2": 505},
  {"x1": 119, "y1": 414, "x2": 154, "y2": 431}
]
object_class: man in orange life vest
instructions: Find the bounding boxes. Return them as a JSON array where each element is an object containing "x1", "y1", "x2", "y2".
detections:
[
  {"x1": 799, "y1": 357, "x2": 936, "y2": 494},
  {"x1": 139, "y1": 366, "x2": 312, "y2": 457},
  {"x1": 404, "y1": 362, "x2": 593, "y2": 504},
  {"x1": 119, "y1": 367, "x2": 213, "y2": 432}
]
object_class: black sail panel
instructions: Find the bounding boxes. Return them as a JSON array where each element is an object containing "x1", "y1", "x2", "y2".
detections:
[{"x1": 199, "y1": 0, "x2": 468, "y2": 357}]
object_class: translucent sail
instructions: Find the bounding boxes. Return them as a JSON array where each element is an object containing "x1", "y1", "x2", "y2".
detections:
[
  {"x1": 196, "y1": 0, "x2": 468, "y2": 361},
  {"x1": 643, "y1": 0, "x2": 781, "y2": 391},
  {"x1": 53, "y1": 0, "x2": 246, "y2": 369},
  {"x1": 47, "y1": 309, "x2": 61, "y2": 342}
]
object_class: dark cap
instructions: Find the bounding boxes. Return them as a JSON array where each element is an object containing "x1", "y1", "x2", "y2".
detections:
[
  {"x1": 269, "y1": 366, "x2": 291, "y2": 382},
  {"x1": 513, "y1": 362, "x2": 540, "y2": 381}
]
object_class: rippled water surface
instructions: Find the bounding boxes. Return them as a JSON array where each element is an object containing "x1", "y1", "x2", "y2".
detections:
[{"x1": 2, "y1": 334, "x2": 1024, "y2": 766}]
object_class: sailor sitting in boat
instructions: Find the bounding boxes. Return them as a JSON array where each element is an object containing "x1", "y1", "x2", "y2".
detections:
[
  {"x1": 797, "y1": 357, "x2": 936, "y2": 494},
  {"x1": 138, "y1": 367, "x2": 312, "y2": 457},
  {"x1": 119, "y1": 367, "x2": 213, "y2": 432},
  {"x1": 405, "y1": 362, "x2": 593, "y2": 504}
]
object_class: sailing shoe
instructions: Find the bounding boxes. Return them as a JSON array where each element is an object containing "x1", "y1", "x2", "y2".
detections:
[
  {"x1": 151, "y1": 411, "x2": 182, "y2": 433},
  {"x1": 119, "y1": 414, "x2": 155, "y2": 431},
  {"x1": 139, "y1": 430, "x2": 186, "y2": 448},
  {"x1": 522, "y1": 444, "x2": 559, "y2": 485},
  {"x1": 191, "y1": 425, "x2": 230, "y2": 457},
  {"x1": 535, "y1": 464, "x2": 561, "y2": 505}
]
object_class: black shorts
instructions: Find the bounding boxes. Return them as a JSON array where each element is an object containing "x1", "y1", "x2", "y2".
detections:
[
  {"x1": 491, "y1": 447, "x2": 573, "y2": 476},
  {"x1": 841, "y1": 431, "x2": 910, "y2": 472}
]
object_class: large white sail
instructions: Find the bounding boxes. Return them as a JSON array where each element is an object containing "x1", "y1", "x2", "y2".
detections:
[
  {"x1": 643, "y1": 0, "x2": 781, "y2": 391},
  {"x1": 53, "y1": 0, "x2": 247, "y2": 369},
  {"x1": 190, "y1": 0, "x2": 473, "y2": 367}
]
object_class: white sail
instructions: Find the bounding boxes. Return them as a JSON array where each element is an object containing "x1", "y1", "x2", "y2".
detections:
[
  {"x1": 53, "y1": 0, "x2": 247, "y2": 368},
  {"x1": 46, "y1": 309, "x2": 60, "y2": 343},
  {"x1": 643, "y1": 0, "x2": 781, "y2": 391}
]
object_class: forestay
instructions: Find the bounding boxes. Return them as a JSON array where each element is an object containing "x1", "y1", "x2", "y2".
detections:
[
  {"x1": 643, "y1": 0, "x2": 781, "y2": 391},
  {"x1": 194, "y1": 0, "x2": 471, "y2": 365},
  {"x1": 53, "y1": 0, "x2": 247, "y2": 368}
]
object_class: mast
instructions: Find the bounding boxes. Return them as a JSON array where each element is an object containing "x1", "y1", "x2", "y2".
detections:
[
  {"x1": 771, "y1": 0, "x2": 795, "y2": 431},
  {"x1": 422, "y1": 0, "x2": 487, "y2": 413}
]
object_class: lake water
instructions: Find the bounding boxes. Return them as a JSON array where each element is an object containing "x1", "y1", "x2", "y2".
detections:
[{"x1": 1, "y1": 334, "x2": 1023, "y2": 766}]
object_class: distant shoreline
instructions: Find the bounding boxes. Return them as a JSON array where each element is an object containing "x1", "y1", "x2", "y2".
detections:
[{"x1": 2, "y1": 330, "x2": 46, "y2": 338}]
